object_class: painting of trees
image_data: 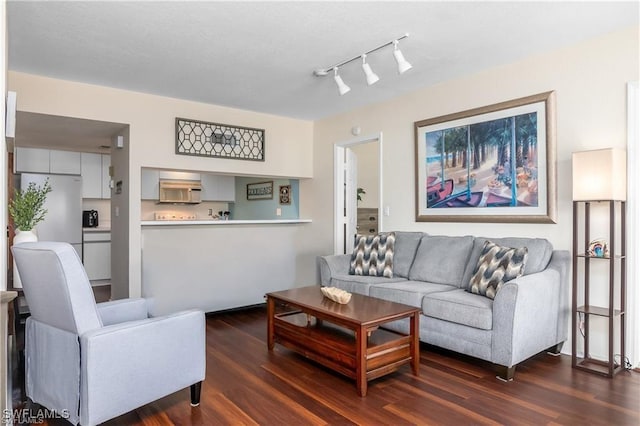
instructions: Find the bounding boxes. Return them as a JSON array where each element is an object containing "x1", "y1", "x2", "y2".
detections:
[{"x1": 415, "y1": 91, "x2": 556, "y2": 223}]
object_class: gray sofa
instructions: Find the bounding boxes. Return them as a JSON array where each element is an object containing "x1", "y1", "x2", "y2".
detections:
[{"x1": 319, "y1": 232, "x2": 570, "y2": 380}]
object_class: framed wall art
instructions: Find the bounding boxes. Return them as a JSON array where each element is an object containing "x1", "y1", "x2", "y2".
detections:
[
  {"x1": 279, "y1": 185, "x2": 291, "y2": 205},
  {"x1": 247, "y1": 181, "x2": 273, "y2": 200},
  {"x1": 415, "y1": 91, "x2": 557, "y2": 223},
  {"x1": 175, "y1": 117, "x2": 265, "y2": 161}
]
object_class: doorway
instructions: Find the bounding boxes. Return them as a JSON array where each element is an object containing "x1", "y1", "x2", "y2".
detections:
[
  {"x1": 8, "y1": 112, "x2": 129, "y2": 299},
  {"x1": 334, "y1": 133, "x2": 383, "y2": 255}
]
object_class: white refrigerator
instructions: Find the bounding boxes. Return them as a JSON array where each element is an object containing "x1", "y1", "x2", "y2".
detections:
[{"x1": 20, "y1": 173, "x2": 83, "y2": 258}]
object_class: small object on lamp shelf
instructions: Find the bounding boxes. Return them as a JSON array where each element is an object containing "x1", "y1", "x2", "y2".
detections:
[
  {"x1": 587, "y1": 238, "x2": 609, "y2": 258},
  {"x1": 320, "y1": 286, "x2": 352, "y2": 304}
]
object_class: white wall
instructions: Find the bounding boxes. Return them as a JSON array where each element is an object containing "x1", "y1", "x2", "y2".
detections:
[
  {"x1": 306, "y1": 26, "x2": 639, "y2": 358},
  {"x1": 8, "y1": 72, "x2": 314, "y2": 298},
  {"x1": 1, "y1": 0, "x2": 7, "y2": 292}
]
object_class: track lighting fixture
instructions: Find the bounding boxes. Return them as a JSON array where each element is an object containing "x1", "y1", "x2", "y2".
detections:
[
  {"x1": 333, "y1": 67, "x2": 351, "y2": 95},
  {"x1": 361, "y1": 54, "x2": 379, "y2": 86},
  {"x1": 393, "y1": 40, "x2": 412, "y2": 74},
  {"x1": 313, "y1": 33, "x2": 412, "y2": 95}
]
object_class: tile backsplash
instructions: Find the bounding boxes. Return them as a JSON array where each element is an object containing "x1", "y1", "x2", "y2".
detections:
[{"x1": 141, "y1": 200, "x2": 230, "y2": 220}]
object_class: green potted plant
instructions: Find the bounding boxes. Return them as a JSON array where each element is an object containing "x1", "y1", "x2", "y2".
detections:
[
  {"x1": 9, "y1": 179, "x2": 52, "y2": 233},
  {"x1": 9, "y1": 178, "x2": 52, "y2": 288}
]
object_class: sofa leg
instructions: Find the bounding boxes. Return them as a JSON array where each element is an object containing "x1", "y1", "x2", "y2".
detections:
[
  {"x1": 546, "y1": 342, "x2": 564, "y2": 356},
  {"x1": 495, "y1": 365, "x2": 516, "y2": 382},
  {"x1": 190, "y1": 382, "x2": 202, "y2": 407}
]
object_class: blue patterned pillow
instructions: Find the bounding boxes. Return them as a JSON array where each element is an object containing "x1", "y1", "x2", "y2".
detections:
[
  {"x1": 468, "y1": 240, "x2": 528, "y2": 299},
  {"x1": 349, "y1": 232, "x2": 395, "y2": 278}
]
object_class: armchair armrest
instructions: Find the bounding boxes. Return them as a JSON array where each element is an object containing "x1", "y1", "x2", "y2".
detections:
[
  {"x1": 79, "y1": 309, "x2": 206, "y2": 426},
  {"x1": 96, "y1": 298, "x2": 148, "y2": 326},
  {"x1": 492, "y1": 250, "x2": 570, "y2": 367},
  {"x1": 318, "y1": 254, "x2": 351, "y2": 285}
]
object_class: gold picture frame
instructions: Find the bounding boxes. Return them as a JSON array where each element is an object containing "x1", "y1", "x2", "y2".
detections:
[{"x1": 414, "y1": 91, "x2": 557, "y2": 223}]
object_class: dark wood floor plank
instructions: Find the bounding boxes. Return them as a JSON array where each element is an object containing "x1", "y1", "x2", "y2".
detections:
[{"x1": 14, "y1": 306, "x2": 640, "y2": 426}]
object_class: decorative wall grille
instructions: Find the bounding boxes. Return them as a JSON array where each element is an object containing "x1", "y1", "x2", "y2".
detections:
[{"x1": 175, "y1": 117, "x2": 265, "y2": 161}]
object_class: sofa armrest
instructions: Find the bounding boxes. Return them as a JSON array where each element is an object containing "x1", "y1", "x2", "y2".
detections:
[
  {"x1": 80, "y1": 309, "x2": 206, "y2": 425},
  {"x1": 318, "y1": 254, "x2": 351, "y2": 285},
  {"x1": 96, "y1": 298, "x2": 149, "y2": 326},
  {"x1": 492, "y1": 250, "x2": 570, "y2": 367}
]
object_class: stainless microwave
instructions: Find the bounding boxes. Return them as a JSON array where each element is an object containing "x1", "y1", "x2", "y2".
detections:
[{"x1": 158, "y1": 179, "x2": 202, "y2": 204}]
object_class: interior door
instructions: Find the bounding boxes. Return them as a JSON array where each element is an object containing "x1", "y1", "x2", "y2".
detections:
[{"x1": 344, "y1": 149, "x2": 358, "y2": 254}]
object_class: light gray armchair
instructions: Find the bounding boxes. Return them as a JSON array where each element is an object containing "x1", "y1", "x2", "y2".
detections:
[{"x1": 12, "y1": 242, "x2": 206, "y2": 426}]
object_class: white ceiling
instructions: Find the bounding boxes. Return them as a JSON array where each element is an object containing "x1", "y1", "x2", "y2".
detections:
[{"x1": 7, "y1": 1, "x2": 639, "y2": 124}]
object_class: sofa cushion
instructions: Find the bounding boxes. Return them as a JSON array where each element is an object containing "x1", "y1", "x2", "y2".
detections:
[
  {"x1": 423, "y1": 289, "x2": 494, "y2": 330},
  {"x1": 369, "y1": 281, "x2": 457, "y2": 308},
  {"x1": 349, "y1": 232, "x2": 395, "y2": 278},
  {"x1": 468, "y1": 240, "x2": 528, "y2": 299},
  {"x1": 408, "y1": 235, "x2": 474, "y2": 287},
  {"x1": 331, "y1": 274, "x2": 407, "y2": 296},
  {"x1": 392, "y1": 232, "x2": 424, "y2": 278},
  {"x1": 461, "y1": 236, "x2": 553, "y2": 286}
]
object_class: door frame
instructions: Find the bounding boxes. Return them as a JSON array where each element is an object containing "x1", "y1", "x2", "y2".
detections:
[
  {"x1": 626, "y1": 81, "x2": 639, "y2": 367},
  {"x1": 333, "y1": 132, "x2": 383, "y2": 254}
]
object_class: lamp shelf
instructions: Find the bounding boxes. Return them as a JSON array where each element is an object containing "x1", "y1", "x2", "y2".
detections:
[
  {"x1": 576, "y1": 305, "x2": 623, "y2": 317},
  {"x1": 571, "y1": 199, "x2": 626, "y2": 378},
  {"x1": 576, "y1": 253, "x2": 625, "y2": 259}
]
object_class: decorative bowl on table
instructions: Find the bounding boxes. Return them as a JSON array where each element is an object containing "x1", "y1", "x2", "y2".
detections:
[{"x1": 320, "y1": 286, "x2": 352, "y2": 304}]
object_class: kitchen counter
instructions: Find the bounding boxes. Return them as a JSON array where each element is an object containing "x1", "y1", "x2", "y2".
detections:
[
  {"x1": 141, "y1": 219, "x2": 311, "y2": 226},
  {"x1": 141, "y1": 220, "x2": 314, "y2": 315},
  {"x1": 83, "y1": 226, "x2": 111, "y2": 232}
]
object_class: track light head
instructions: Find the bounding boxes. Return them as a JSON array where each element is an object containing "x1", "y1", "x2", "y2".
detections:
[
  {"x1": 333, "y1": 67, "x2": 351, "y2": 95},
  {"x1": 393, "y1": 40, "x2": 412, "y2": 74},
  {"x1": 361, "y1": 54, "x2": 379, "y2": 86}
]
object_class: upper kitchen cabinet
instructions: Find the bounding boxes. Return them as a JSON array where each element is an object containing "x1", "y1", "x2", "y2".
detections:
[
  {"x1": 50, "y1": 150, "x2": 81, "y2": 175},
  {"x1": 201, "y1": 174, "x2": 235, "y2": 202},
  {"x1": 15, "y1": 147, "x2": 81, "y2": 175},
  {"x1": 141, "y1": 169, "x2": 160, "y2": 200},
  {"x1": 14, "y1": 147, "x2": 49, "y2": 173},
  {"x1": 101, "y1": 155, "x2": 111, "y2": 199},
  {"x1": 81, "y1": 153, "x2": 111, "y2": 199}
]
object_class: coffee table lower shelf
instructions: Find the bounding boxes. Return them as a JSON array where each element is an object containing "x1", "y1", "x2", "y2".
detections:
[{"x1": 273, "y1": 311, "x2": 413, "y2": 394}]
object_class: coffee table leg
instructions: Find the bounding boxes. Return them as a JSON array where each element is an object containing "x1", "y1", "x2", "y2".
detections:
[
  {"x1": 267, "y1": 296, "x2": 275, "y2": 350},
  {"x1": 410, "y1": 312, "x2": 420, "y2": 376},
  {"x1": 356, "y1": 326, "x2": 367, "y2": 397}
]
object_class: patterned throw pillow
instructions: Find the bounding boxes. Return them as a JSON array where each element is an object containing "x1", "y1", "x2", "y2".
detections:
[
  {"x1": 468, "y1": 240, "x2": 528, "y2": 299},
  {"x1": 349, "y1": 232, "x2": 396, "y2": 278}
]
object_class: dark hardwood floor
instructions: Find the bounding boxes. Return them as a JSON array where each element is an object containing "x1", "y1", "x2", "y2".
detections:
[{"x1": 15, "y1": 306, "x2": 640, "y2": 425}]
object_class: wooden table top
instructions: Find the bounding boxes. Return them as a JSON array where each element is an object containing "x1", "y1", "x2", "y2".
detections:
[{"x1": 266, "y1": 286, "x2": 419, "y2": 327}]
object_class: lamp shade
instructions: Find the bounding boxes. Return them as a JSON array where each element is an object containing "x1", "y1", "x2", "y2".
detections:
[{"x1": 572, "y1": 148, "x2": 626, "y2": 201}]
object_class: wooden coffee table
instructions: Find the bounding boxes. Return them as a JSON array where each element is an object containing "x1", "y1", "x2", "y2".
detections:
[{"x1": 266, "y1": 286, "x2": 420, "y2": 396}]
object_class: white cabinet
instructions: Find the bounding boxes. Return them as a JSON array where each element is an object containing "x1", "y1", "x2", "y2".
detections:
[
  {"x1": 81, "y1": 153, "x2": 102, "y2": 198},
  {"x1": 201, "y1": 174, "x2": 235, "y2": 202},
  {"x1": 14, "y1": 147, "x2": 50, "y2": 173},
  {"x1": 141, "y1": 169, "x2": 160, "y2": 200},
  {"x1": 81, "y1": 153, "x2": 111, "y2": 199},
  {"x1": 15, "y1": 147, "x2": 83, "y2": 175},
  {"x1": 50, "y1": 150, "x2": 81, "y2": 175},
  {"x1": 83, "y1": 232, "x2": 111, "y2": 281},
  {"x1": 158, "y1": 171, "x2": 201, "y2": 181},
  {"x1": 102, "y1": 155, "x2": 111, "y2": 199}
]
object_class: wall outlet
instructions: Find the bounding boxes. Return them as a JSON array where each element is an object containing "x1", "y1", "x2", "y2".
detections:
[{"x1": 276, "y1": 208, "x2": 282, "y2": 216}]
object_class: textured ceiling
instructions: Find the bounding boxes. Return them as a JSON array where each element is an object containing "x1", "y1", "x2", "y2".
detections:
[{"x1": 7, "y1": 1, "x2": 639, "y2": 123}]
